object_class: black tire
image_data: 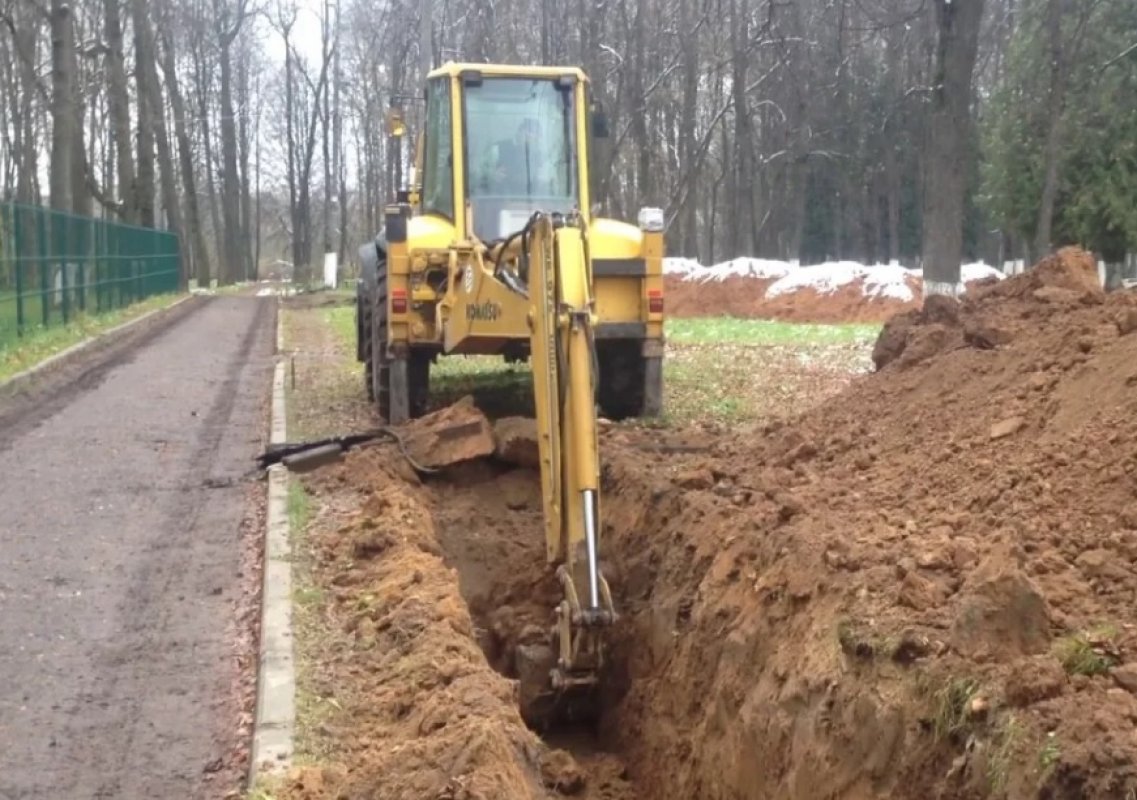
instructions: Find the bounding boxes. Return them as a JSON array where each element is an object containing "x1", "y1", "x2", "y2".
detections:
[
  {"x1": 371, "y1": 263, "x2": 430, "y2": 422},
  {"x1": 358, "y1": 292, "x2": 375, "y2": 401},
  {"x1": 597, "y1": 340, "x2": 663, "y2": 420}
]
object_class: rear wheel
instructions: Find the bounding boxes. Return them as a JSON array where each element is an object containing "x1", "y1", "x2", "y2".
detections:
[
  {"x1": 371, "y1": 263, "x2": 430, "y2": 423},
  {"x1": 596, "y1": 340, "x2": 663, "y2": 420},
  {"x1": 358, "y1": 291, "x2": 375, "y2": 401}
]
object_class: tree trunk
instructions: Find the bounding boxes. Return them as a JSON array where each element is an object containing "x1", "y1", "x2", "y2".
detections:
[
  {"x1": 921, "y1": 0, "x2": 986, "y2": 295},
  {"x1": 132, "y1": 0, "x2": 156, "y2": 228},
  {"x1": 238, "y1": 47, "x2": 253, "y2": 281},
  {"x1": 677, "y1": 0, "x2": 699, "y2": 257},
  {"x1": 282, "y1": 31, "x2": 299, "y2": 278},
  {"x1": 9, "y1": 8, "x2": 40, "y2": 205},
  {"x1": 1033, "y1": 0, "x2": 1068, "y2": 259},
  {"x1": 104, "y1": 0, "x2": 136, "y2": 221},
  {"x1": 49, "y1": 0, "x2": 75, "y2": 212},
  {"x1": 159, "y1": 32, "x2": 212, "y2": 284},
  {"x1": 134, "y1": 0, "x2": 183, "y2": 275},
  {"x1": 218, "y1": 37, "x2": 241, "y2": 283}
]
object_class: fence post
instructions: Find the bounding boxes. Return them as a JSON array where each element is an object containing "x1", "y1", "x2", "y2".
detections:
[
  {"x1": 61, "y1": 224, "x2": 71, "y2": 326},
  {"x1": 13, "y1": 205, "x2": 25, "y2": 335},
  {"x1": 36, "y1": 209, "x2": 49, "y2": 328}
]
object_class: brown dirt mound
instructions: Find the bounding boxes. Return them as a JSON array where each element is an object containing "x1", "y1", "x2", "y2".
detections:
[
  {"x1": 666, "y1": 271, "x2": 1010, "y2": 324},
  {"x1": 665, "y1": 273, "x2": 919, "y2": 322},
  {"x1": 664, "y1": 275, "x2": 778, "y2": 317},
  {"x1": 598, "y1": 247, "x2": 1137, "y2": 798}
]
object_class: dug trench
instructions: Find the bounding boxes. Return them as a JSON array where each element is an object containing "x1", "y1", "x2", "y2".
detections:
[{"x1": 281, "y1": 247, "x2": 1137, "y2": 799}]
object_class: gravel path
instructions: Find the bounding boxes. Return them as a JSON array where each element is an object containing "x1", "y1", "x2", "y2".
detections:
[{"x1": 0, "y1": 296, "x2": 275, "y2": 800}]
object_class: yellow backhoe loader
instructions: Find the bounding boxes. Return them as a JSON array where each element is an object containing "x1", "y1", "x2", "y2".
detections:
[{"x1": 355, "y1": 62, "x2": 665, "y2": 721}]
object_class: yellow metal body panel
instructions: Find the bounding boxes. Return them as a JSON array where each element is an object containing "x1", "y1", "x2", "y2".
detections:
[
  {"x1": 428, "y1": 62, "x2": 589, "y2": 82},
  {"x1": 408, "y1": 215, "x2": 458, "y2": 250},
  {"x1": 589, "y1": 218, "x2": 643, "y2": 257}
]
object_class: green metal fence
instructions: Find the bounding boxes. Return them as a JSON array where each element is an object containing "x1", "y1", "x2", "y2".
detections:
[{"x1": 0, "y1": 202, "x2": 181, "y2": 347}]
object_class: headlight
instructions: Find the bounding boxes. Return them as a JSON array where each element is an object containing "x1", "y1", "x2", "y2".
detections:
[{"x1": 637, "y1": 207, "x2": 665, "y2": 233}]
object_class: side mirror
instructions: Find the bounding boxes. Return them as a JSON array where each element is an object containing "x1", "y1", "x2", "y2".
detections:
[
  {"x1": 591, "y1": 107, "x2": 610, "y2": 139},
  {"x1": 386, "y1": 107, "x2": 406, "y2": 138}
]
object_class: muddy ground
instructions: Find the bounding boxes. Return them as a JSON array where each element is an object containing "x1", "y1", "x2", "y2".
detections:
[{"x1": 277, "y1": 251, "x2": 1137, "y2": 800}]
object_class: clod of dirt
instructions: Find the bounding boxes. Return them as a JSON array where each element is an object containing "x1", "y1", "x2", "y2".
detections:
[
  {"x1": 400, "y1": 395, "x2": 496, "y2": 468},
  {"x1": 1113, "y1": 664, "x2": 1137, "y2": 695},
  {"x1": 494, "y1": 416, "x2": 540, "y2": 468},
  {"x1": 1003, "y1": 655, "x2": 1067, "y2": 706},
  {"x1": 540, "y1": 749, "x2": 587, "y2": 794},
  {"x1": 989, "y1": 416, "x2": 1026, "y2": 440},
  {"x1": 1117, "y1": 309, "x2": 1137, "y2": 335},
  {"x1": 950, "y1": 546, "x2": 1052, "y2": 660}
]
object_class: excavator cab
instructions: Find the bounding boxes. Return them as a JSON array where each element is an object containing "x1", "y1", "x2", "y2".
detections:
[{"x1": 355, "y1": 63, "x2": 664, "y2": 723}]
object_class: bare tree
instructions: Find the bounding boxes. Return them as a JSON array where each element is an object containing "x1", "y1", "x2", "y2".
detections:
[{"x1": 922, "y1": 0, "x2": 986, "y2": 293}]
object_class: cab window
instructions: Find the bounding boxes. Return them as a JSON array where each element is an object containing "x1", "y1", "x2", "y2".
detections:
[{"x1": 422, "y1": 78, "x2": 454, "y2": 219}]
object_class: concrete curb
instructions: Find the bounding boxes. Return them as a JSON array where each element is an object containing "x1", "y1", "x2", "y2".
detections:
[
  {"x1": 0, "y1": 295, "x2": 193, "y2": 392},
  {"x1": 249, "y1": 300, "x2": 295, "y2": 783}
]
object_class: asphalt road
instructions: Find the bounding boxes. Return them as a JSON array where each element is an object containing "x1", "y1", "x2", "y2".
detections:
[{"x1": 0, "y1": 296, "x2": 275, "y2": 799}]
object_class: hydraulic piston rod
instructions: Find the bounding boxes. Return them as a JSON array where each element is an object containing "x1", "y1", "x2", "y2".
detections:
[{"x1": 583, "y1": 489, "x2": 600, "y2": 610}]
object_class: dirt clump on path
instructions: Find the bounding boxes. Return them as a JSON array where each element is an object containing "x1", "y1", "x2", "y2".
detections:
[{"x1": 596, "y1": 247, "x2": 1137, "y2": 798}]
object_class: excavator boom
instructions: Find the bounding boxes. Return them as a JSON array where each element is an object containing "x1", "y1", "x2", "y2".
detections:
[{"x1": 525, "y1": 213, "x2": 615, "y2": 716}]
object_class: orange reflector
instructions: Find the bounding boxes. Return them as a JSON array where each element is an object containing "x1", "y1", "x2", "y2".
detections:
[
  {"x1": 648, "y1": 290, "x2": 663, "y2": 314},
  {"x1": 391, "y1": 289, "x2": 408, "y2": 314}
]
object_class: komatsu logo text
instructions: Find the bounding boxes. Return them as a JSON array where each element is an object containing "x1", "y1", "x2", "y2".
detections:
[{"x1": 466, "y1": 301, "x2": 502, "y2": 322}]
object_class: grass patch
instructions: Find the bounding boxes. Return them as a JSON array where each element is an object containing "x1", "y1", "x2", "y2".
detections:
[
  {"x1": 931, "y1": 676, "x2": 982, "y2": 742},
  {"x1": 1038, "y1": 731, "x2": 1061, "y2": 775},
  {"x1": 431, "y1": 355, "x2": 533, "y2": 416},
  {"x1": 288, "y1": 479, "x2": 312, "y2": 540},
  {"x1": 0, "y1": 293, "x2": 182, "y2": 383},
  {"x1": 421, "y1": 316, "x2": 876, "y2": 426},
  {"x1": 284, "y1": 476, "x2": 343, "y2": 764},
  {"x1": 281, "y1": 304, "x2": 374, "y2": 440},
  {"x1": 666, "y1": 316, "x2": 879, "y2": 346},
  {"x1": 836, "y1": 618, "x2": 897, "y2": 661},
  {"x1": 323, "y1": 305, "x2": 356, "y2": 351},
  {"x1": 246, "y1": 777, "x2": 283, "y2": 799},
  {"x1": 1054, "y1": 625, "x2": 1118, "y2": 676},
  {"x1": 987, "y1": 714, "x2": 1025, "y2": 793}
]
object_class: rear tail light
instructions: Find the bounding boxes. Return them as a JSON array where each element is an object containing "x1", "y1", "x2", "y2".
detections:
[
  {"x1": 391, "y1": 289, "x2": 408, "y2": 314},
  {"x1": 648, "y1": 290, "x2": 664, "y2": 314}
]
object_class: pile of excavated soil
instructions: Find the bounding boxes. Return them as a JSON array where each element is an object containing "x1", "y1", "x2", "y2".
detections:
[
  {"x1": 275, "y1": 443, "x2": 637, "y2": 800},
  {"x1": 600, "y1": 248, "x2": 1137, "y2": 798},
  {"x1": 664, "y1": 275, "x2": 780, "y2": 318},
  {"x1": 665, "y1": 272, "x2": 1004, "y2": 323},
  {"x1": 665, "y1": 274, "x2": 920, "y2": 322}
]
